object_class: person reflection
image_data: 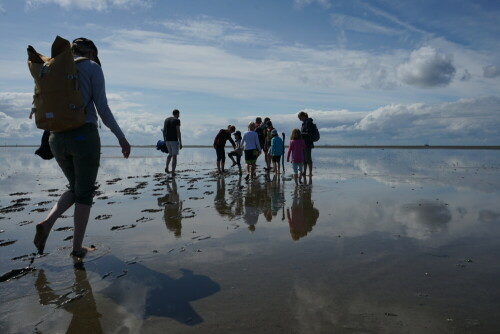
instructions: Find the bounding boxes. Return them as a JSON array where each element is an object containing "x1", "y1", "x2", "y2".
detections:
[
  {"x1": 35, "y1": 261, "x2": 103, "y2": 333},
  {"x1": 158, "y1": 178, "x2": 182, "y2": 238},
  {"x1": 286, "y1": 186, "x2": 319, "y2": 240},
  {"x1": 269, "y1": 174, "x2": 285, "y2": 221},
  {"x1": 243, "y1": 180, "x2": 265, "y2": 231},
  {"x1": 214, "y1": 177, "x2": 233, "y2": 218},
  {"x1": 228, "y1": 175, "x2": 244, "y2": 219}
]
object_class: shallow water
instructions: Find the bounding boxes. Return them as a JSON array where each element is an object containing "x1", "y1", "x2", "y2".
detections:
[{"x1": 1, "y1": 147, "x2": 500, "y2": 333}]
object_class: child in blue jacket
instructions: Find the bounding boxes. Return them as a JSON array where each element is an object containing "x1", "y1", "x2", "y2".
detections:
[{"x1": 269, "y1": 129, "x2": 284, "y2": 174}]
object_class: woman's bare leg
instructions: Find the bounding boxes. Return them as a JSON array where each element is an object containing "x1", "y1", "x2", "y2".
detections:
[
  {"x1": 71, "y1": 203, "x2": 95, "y2": 257},
  {"x1": 34, "y1": 191, "x2": 75, "y2": 253}
]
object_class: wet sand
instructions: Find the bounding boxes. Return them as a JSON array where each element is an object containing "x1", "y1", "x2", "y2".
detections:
[{"x1": 1, "y1": 147, "x2": 500, "y2": 333}]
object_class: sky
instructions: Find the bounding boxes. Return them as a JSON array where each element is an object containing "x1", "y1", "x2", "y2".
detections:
[{"x1": 0, "y1": 0, "x2": 499, "y2": 146}]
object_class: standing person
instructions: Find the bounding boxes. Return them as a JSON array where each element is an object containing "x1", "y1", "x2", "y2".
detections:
[
  {"x1": 213, "y1": 125, "x2": 236, "y2": 174},
  {"x1": 228, "y1": 130, "x2": 243, "y2": 174},
  {"x1": 163, "y1": 109, "x2": 182, "y2": 176},
  {"x1": 255, "y1": 117, "x2": 263, "y2": 129},
  {"x1": 298, "y1": 111, "x2": 314, "y2": 176},
  {"x1": 241, "y1": 122, "x2": 261, "y2": 180},
  {"x1": 255, "y1": 117, "x2": 269, "y2": 151},
  {"x1": 264, "y1": 120, "x2": 275, "y2": 171},
  {"x1": 269, "y1": 129, "x2": 284, "y2": 174},
  {"x1": 33, "y1": 37, "x2": 131, "y2": 258},
  {"x1": 286, "y1": 128, "x2": 306, "y2": 185}
]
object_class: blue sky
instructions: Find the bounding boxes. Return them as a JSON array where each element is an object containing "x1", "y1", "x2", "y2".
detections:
[{"x1": 0, "y1": 0, "x2": 499, "y2": 145}]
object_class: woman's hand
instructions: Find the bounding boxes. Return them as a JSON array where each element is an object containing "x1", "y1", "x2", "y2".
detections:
[{"x1": 119, "y1": 137, "x2": 131, "y2": 158}]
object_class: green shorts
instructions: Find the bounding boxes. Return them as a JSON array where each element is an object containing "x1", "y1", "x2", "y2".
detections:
[
  {"x1": 244, "y1": 149, "x2": 259, "y2": 164},
  {"x1": 49, "y1": 123, "x2": 101, "y2": 206}
]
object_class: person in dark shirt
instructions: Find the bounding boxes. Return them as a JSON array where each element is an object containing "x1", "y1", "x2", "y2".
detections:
[
  {"x1": 163, "y1": 109, "x2": 182, "y2": 176},
  {"x1": 213, "y1": 125, "x2": 236, "y2": 174},
  {"x1": 298, "y1": 111, "x2": 314, "y2": 177},
  {"x1": 255, "y1": 117, "x2": 269, "y2": 150}
]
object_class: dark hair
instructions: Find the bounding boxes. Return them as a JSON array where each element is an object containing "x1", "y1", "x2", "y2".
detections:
[
  {"x1": 266, "y1": 121, "x2": 273, "y2": 128},
  {"x1": 72, "y1": 38, "x2": 101, "y2": 66},
  {"x1": 228, "y1": 125, "x2": 236, "y2": 132},
  {"x1": 298, "y1": 111, "x2": 308, "y2": 119},
  {"x1": 172, "y1": 109, "x2": 180, "y2": 115},
  {"x1": 256, "y1": 117, "x2": 262, "y2": 123},
  {"x1": 264, "y1": 117, "x2": 270, "y2": 123}
]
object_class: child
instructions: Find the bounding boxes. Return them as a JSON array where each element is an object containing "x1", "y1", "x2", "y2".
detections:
[
  {"x1": 269, "y1": 129, "x2": 284, "y2": 174},
  {"x1": 286, "y1": 128, "x2": 306, "y2": 185},
  {"x1": 264, "y1": 121, "x2": 275, "y2": 171},
  {"x1": 228, "y1": 130, "x2": 243, "y2": 174}
]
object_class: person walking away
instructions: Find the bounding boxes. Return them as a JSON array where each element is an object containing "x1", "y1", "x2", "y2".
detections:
[
  {"x1": 228, "y1": 130, "x2": 243, "y2": 174},
  {"x1": 163, "y1": 109, "x2": 182, "y2": 176},
  {"x1": 269, "y1": 129, "x2": 284, "y2": 175},
  {"x1": 213, "y1": 125, "x2": 236, "y2": 174},
  {"x1": 286, "y1": 128, "x2": 306, "y2": 185},
  {"x1": 241, "y1": 122, "x2": 261, "y2": 180},
  {"x1": 298, "y1": 111, "x2": 314, "y2": 176},
  {"x1": 34, "y1": 37, "x2": 131, "y2": 258}
]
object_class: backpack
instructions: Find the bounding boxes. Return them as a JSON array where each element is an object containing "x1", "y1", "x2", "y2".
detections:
[
  {"x1": 311, "y1": 121, "x2": 320, "y2": 142},
  {"x1": 27, "y1": 36, "x2": 86, "y2": 132}
]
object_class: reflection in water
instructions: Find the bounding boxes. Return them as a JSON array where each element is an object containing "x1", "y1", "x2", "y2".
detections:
[
  {"x1": 96, "y1": 256, "x2": 220, "y2": 326},
  {"x1": 266, "y1": 175, "x2": 286, "y2": 221},
  {"x1": 479, "y1": 210, "x2": 500, "y2": 223},
  {"x1": 287, "y1": 186, "x2": 319, "y2": 240},
  {"x1": 214, "y1": 176, "x2": 245, "y2": 221},
  {"x1": 214, "y1": 177, "x2": 232, "y2": 218},
  {"x1": 35, "y1": 262, "x2": 103, "y2": 333},
  {"x1": 239, "y1": 176, "x2": 287, "y2": 231},
  {"x1": 395, "y1": 200, "x2": 451, "y2": 239},
  {"x1": 158, "y1": 179, "x2": 182, "y2": 238}
]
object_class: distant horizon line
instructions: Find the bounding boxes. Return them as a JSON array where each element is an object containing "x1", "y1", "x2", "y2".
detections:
[{"x1": 2, "y1": 144, "x2": 499, "y2": 150}]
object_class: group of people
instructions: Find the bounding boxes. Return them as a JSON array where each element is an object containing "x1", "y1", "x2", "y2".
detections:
[
  {"x1": 207, "y1": 114, "x2": 316, "y2": 184},
  {"x1": 161, "y1": 111, "x2": 316, "y2": 185},
  {"x1": 33, "y1": 36, "x2": 317, "y2": 260}
]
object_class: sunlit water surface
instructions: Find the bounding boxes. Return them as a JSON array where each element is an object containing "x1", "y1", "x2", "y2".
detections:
[{"x1": 1, "y1": 147, "x2": 500, "y2": 333}]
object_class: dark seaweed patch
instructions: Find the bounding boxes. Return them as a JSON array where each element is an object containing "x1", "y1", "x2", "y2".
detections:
[
  {"x1": 95, "y1": 214, "x2": 112, "y2": 220},
  {"x1": 110, "y1": 224, "x2": 136, "y2": 231}
]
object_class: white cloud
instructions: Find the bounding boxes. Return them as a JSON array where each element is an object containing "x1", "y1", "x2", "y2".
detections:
[
  {"x1": 359, "y1": 1, "x2": 429, "y2": 36},
  {"x1": 2, "y1": 89, "x2": 499, "y2": 146},
  {"x1": 330, "y1": 14, "x2": 401, "y2": 36},
  {"x1": 348, "y1": 97, "x2": 500, "y2": 143},
  {"x1": 294, "y1": 0, "x2": 331, "y2": 9},
  {"x1": 394, "y1": 201, "x2": 452, "y2": 240},
  {"x1": 397, "y1": 46, "x2": 456, "y2": 88},
  {"x1": 483, "y1": 65, "x2": 500, "y2": 78},
  {"x1": 161, "y1": 17, "x2": 272, "y2": 46},
  {"x1": 0, "y1": 92, "x2": 32, "y2": 117},
  {"x1": 25, "y1": 0, "x2": 149, "y2": 11}
]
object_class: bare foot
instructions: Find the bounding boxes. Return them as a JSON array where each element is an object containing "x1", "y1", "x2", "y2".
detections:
[
  {"x1": 34, "y1": 223, "x2": 50, "y2": 254},
  {"x1": 70, "y1": 246, "x2": 96, "y2": 258}
]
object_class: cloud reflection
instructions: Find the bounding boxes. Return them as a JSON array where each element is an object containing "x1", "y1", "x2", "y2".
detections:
[{"x1": 395, "y1": 201, "x2": 451, "y2": 239}]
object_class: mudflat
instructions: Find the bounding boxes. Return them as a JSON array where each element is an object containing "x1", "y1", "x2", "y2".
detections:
[{"x1": 1, "y1": 147, "x2": 500, "y2": 333}]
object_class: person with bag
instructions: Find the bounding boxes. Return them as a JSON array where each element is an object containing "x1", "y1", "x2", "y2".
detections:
[
  {"x1": 163, "y1": 109, "x2": 182, "y2": 175},
  {"x1": 32, "y1": 37, "x2": 131, "y2": 258},
  {"x1": 298, "y1": 111, "x2": 317, "y2": 177}
]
